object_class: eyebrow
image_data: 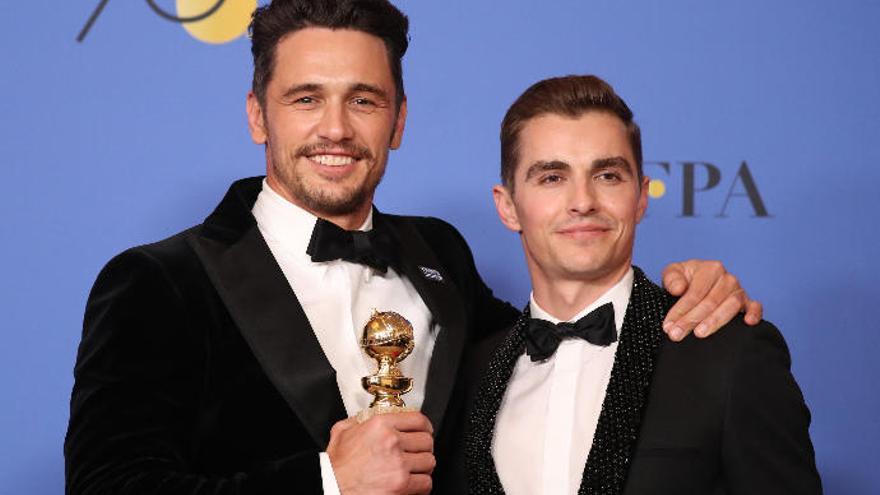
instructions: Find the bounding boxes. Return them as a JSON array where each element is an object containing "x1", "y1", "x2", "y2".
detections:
[
  {"x1": 523, "y1": 156, "x2": 635, "y2": 182},
  {"x1": 351, "y1": 83, "x2": 390, "y2": 102},
  {"x1": 524, "y1": 160, "x2": 571, "y2": 182},
  {"x1": 280, "y1": 82, "x2": 390, "y2": 102},
  {"x1": 280, "y1": 83, "x2": 321, "y2": 100},
  {"x1": 592, "y1": 156, "x2": 634, "y2": 176}
]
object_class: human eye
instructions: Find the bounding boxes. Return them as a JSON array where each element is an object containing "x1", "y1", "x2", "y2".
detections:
[
  {"x1": 538, "y1": 173, "x2": 564, "y2": 185},
  {"x1": 595, "y1": 170, "x2": 623, "y2": 183},
  {"x1": 349, "y1": 96, "x2": 378, "y2": 113},
  {"x1": 290, "y1": 95, "x2": 319, "y2": 109}
]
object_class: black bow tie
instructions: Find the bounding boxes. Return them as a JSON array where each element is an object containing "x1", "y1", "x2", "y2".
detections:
[
  {"x1": 522, "y1": 302, "x2": 617, "y2": 362},
  {"x1": 306, "y1": 218, "x2": 398, "y2": 273}
]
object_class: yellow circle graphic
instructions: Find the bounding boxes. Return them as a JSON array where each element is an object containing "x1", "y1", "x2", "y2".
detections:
[
  {"x1": 177, "y1": 0, "x2": 257, "y2": 44},
  {"x1": 648, "y1": 179, "x2": 666, "y2": 199}
]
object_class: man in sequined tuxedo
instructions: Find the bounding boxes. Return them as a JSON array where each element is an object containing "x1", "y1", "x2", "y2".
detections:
[{"x1": 436, "y1": 75, "x2": 822, "y2": 495}]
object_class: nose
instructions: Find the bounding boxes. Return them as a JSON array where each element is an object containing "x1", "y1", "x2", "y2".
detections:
[
  {"x1": 568, "y1": 179, "x2": 598, "y2": 216},
  {"x1": 316, "y1": 100, "x2": 354, "y2": 142}
]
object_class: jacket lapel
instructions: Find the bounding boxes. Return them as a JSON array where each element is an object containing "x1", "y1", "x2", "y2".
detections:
[
  {"x1": 379, "y1": 213, "x2": 468, "y2": 433},
  {"x1": 187, "y1": 178, "x2": 346, "y2": 449},
  {"x1": 577, "y1": 267, "x2": 671, "y2": 495},
  {"x1": 461, "y1": 268, "x2": 671, "y2": 494},
  {"x1": 465, "y1": 308, "x2": 530, "y2": 494}
]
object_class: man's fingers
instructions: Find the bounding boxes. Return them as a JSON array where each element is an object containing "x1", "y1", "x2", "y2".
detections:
[
  {"x1": 399, "y1": 431, "x2": 433, "y2": 453},
  {"x1": 405, "y1": 473, "x2": 433, "y2": 494},
  {"x1": 331, "y1": 417, "x2": 357, "y2": 435},
  {"x1": 663, "y1": 262, "x2": 720, "y2": 323},
  {"x1": 661, "y1": 262, "x2": 688, "y2": 296},
  {"x1": 664, "y1": 288, "x2": 713, "y2": 339},
  {"x1": 663, "y1": 261, "x2": 732, "y2": 340},
  {"x1": 691, "y1": 292, "x2": 744, "y2": 338},
  {"x1": 669, "y1": 270, "x2": 752, "y2": 339},
  {"x1": 377, "y1": 411, "x2": 434, "y2": 434},
  {"x1": 405, "y1": 452, "x2": 436, "y2": 474},
  {"x1": 744, "y1": 299, "x2": 763, "y2": 325},
  {"x1": 327, "y1": 414, "x2": 434, "y2": 495},
  {"x1": 672, "y1": 274, "x2": 740, "y2": 337},
  {"x1": 327, "y1": 417, "x2": 358, "y2": 453}
]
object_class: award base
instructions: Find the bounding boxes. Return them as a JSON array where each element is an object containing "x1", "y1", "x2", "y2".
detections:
[{"x1": 356, "y1": 405, "x2": 417, "y2": 423}]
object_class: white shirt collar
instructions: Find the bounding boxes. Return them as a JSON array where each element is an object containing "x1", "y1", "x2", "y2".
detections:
[
  {"x1": 529, "y1": 266, "x2": 633, "y2": 334},
  {"x1": 251, "y1": 179, "x2": 373, "y2": 261}
]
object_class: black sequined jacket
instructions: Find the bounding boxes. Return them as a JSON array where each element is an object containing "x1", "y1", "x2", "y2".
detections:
[{"x1": 434, "y1": 267, "x2": 822, "y2": 495}]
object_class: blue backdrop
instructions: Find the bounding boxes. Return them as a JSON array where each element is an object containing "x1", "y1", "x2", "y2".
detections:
[{"x1": 2, "y1": 1, "x2": 879, "y2": 493}]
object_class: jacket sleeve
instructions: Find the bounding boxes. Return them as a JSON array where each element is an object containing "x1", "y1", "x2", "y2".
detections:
[
  {"x1": 722, "y1": 321, "x2": 823, "y2": 494},
  {"x1": 64, "y1": 249, "x2": 322, "y2": 495}
]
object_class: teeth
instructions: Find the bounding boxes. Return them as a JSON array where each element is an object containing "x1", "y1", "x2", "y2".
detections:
[{"x1": 311, "y1": 154, "x2": 354, "y2": 166}]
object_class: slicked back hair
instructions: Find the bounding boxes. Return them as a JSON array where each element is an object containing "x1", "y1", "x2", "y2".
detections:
[
  {"x1": 500, "y1": 75, "x2": 642, "y2": 190},
  {"x1": 249, "y1": 0, "x2": 409, "y2": 108}
]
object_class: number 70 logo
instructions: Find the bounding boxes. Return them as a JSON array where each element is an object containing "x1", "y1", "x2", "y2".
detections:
[{"x1": 77, "y1": 0, "x2": 257, "y2": 44}]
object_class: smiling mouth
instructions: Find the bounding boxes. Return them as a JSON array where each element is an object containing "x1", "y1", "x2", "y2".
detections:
[{"x1": 309, "y1": 154, "x2": 356, "y2": 166}]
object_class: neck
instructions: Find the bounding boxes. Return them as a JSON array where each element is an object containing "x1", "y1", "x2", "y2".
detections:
[
  {"x1": 265, "y1": 175, "x2": 371, "y2": 231},
  {"x1": 530, "y1": 262, "x2": 631, "y2": 321}
]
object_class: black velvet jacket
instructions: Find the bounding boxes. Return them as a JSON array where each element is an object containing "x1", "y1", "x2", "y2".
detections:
[{"x1": 64, "y1": 177, "x2": 517, "y2": 494}]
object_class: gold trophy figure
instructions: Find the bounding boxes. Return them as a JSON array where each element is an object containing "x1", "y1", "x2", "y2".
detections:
[{"x1": 357, "y1": 310, "x2": 416, "y2": 422}]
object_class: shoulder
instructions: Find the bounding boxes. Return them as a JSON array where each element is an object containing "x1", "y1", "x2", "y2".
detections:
[
  {"x1": 90, "y1": 225, "x2": 206, "y2": 301},
  {"x1": 383, "y1": 213, "x2": 467, "y2": 245},
  {"x1": 631, "y1": 262, "x2": 786, "y2": 359},
  {"x1": 659, "y1": 316, "x2": 789, "y2": 368},
  {"x1": 671, "y1": 316, "x2": 787, "y2": 357},
  {"x1": 382, "y1": 213, "x2": 480, "y2": 275},
  {"x1": 101, "y1": 224, "x2": 198, "y2": 264},
  {"x1": 80, "y1": 227, "x2": 213, "y2": 370},
  {"x1": 650, "y1": 315, "x2": 797, "y2": 417},
  {"x1": 644, "y1": 316, "x2": 802, "y2": 439}
]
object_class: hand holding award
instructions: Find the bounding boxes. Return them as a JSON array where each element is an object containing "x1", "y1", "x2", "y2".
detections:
[{"x1": 326, "y1": 310, "x2": 434, "y2": 494}]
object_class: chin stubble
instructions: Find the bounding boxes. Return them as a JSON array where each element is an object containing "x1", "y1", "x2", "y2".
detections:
[{"x1": 272, "y1": 143, "x2": 385, "y2": 216}]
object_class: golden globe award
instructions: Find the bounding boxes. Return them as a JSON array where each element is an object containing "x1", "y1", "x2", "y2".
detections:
[{"x1": 356, "y1": 310, "x2": 416, "y2": 423}]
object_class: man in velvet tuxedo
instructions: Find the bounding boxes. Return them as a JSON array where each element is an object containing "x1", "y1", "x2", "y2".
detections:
[
  {"x1": 452, "y1": 75, "x2": 821, "y2": 494},
  {"x1": 64, "y1": 2, "x2": 765, "y2": 494}
]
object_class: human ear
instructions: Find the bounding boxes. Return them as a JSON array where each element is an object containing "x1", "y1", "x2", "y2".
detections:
[
  {"x1": 389, "y1": 98, "x2": 407, "y2": 150},
  {"x1": 636, "y1": 175, "x2": 650, "y2": 223},
  {"x1": 493, "y1": 184, "x2": 522, "y2": 233},
  {"x1": 246, "y1": 91, "x2": 268, "y2": 145}
]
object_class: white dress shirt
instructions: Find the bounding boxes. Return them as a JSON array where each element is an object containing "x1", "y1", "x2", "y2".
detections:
[
  {"x1": 493, "y1": 268, "x2": 633, "y2": 495},
  {"x1": 251, "y1": 180, "x2": 436, "y2": 493}
]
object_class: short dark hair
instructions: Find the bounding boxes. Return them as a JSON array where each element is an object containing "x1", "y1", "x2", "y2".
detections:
[
  {"x1": 249, "y1": 0, "x2": 409, "y2": 108},
  {"x1": 500, "y1": 75, "x2": 642, "y2": 189}
]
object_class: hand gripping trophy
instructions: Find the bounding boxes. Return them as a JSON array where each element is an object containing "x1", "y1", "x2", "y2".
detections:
[{"x1": 357, "y1": 310, "x2": 416, "y2": 422}]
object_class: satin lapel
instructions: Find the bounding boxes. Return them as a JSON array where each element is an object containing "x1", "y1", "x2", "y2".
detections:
[
  {"x1": 380, "y1": 214, "x2": 468, "y2": 433},
  {"x1": 465, "y1": 309, "x2": 530, "y2": 494},
  {"x1": 188, "y1": 180, "x2": 345, "y2": 448},
  {"x1": 577, "y1": 268, "x2": 670, "y2": 495}
]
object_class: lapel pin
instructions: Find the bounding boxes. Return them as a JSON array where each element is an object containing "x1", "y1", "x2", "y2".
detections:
[{"x1": 418, "y1": 266, "x2": 444, "y2": 282}]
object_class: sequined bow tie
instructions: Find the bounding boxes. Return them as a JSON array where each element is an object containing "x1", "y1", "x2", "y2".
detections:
[
  {"x1": 522, "y1": 302, "x2": 617, "y2": 362},
  {"x1": 306, "y1": 218, "x2": 398, "y2": 273}
]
